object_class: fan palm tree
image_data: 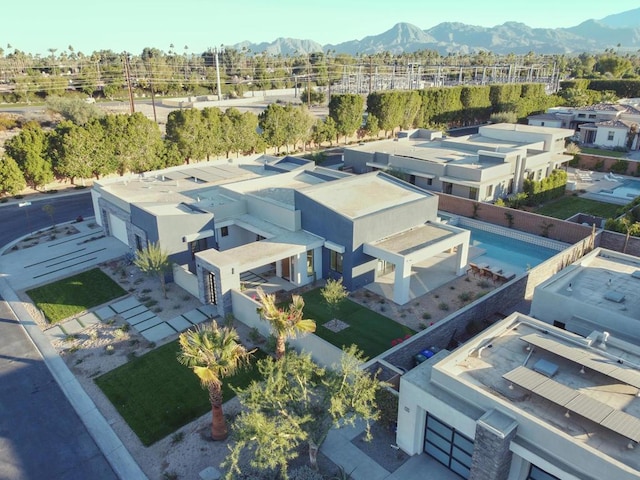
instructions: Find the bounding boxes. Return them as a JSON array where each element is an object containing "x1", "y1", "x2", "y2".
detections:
[
  {"x1": 256, "y1": 287, "x2": 316, "y2": 360},
  {"x1": 177, "y1": 321, "x2": 252, "y2": 440}
]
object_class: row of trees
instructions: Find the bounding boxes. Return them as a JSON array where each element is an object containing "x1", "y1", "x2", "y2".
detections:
[
  {"x1": 1, "y1": 113, "x2": 174, "y2": 194},
  {"x1": 366, "y1": 83, "x2": 559, "y2": 131},
  {"x1": 3, "y1": 45, "x2": 640, "y2": 104},
  {"x1": 559, "y1": 79, "x2": 640, "y2": 106},
  {"x1": 0, "y1": 82, "x2": 574, "y2": 195}
]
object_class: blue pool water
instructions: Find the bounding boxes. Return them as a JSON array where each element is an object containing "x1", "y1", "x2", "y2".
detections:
[
  {"x1": 466, "y1": 227, "x2": 560, "y2": 274},
  {"x1": 598, "y1": 179, "x2": 640, "y2": 201}
]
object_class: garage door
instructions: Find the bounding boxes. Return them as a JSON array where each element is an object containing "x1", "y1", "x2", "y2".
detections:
[
  {"x1": 108, "y1": 213, "x2": 129, "y2": 246},
  {"x1": 424, "y1": 413, "x2": 474, "y2": 479}
]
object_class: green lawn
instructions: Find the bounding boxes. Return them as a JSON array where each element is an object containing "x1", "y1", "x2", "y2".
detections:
[
  {"x1": 95, "y1": 341, "x2": 266, "y2": 446},
  {"x1": 534, "y1": 196, "x2": 621, "y2": 220},
  {"x1": 26, "y1": 268, "x2": 126, "y2": 324},
  {"x1": 301, "y1": 288, "x2": 415, "y2": 358},
  {"x1": 580, "y1": 147, "x2": 627, "y2": 158}
]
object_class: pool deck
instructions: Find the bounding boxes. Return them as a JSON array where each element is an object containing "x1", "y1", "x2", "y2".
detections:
[{"x1": 569, "y1": 167, "x2": 638, "y2": 205}]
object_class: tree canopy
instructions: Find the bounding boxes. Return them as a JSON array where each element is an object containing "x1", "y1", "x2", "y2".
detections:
[{"x1": 224, "y1": 347, "x2": 386, "y2": 479}]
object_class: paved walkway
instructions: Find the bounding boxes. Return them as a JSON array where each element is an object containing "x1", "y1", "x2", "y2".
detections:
[
  {"x1": 320, "y1": 420, "x2": 459, "y2": 480},
  {"x1": 42, "y1": 295, "x2": 218, "y2": 345}
]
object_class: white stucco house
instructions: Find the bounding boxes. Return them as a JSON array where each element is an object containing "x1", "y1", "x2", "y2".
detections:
[
  {"x1": 528, "y1": 102, "x2": 640, "y2": 150},
  {"x1": 343, "y1": 123, "x2": 574, "y2": 202}
]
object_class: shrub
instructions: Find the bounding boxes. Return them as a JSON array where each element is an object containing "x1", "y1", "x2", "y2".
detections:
[
  {"x1": 458, "y1": 292, "x2": 473, "y2": 303},
  {"x1": 611, "y1": 159, "x2": 629, "y2": 174},
  {"x1": 438, "y1": 302, "x2": 450, "y2": 311},
  {"x1": 422, "y1": 312, "x2": 432, "y2": 320},
  {"x1": 289, "y1": 466, "x2": 324, "y2": 480},
  {"x1": 248, "y1": 327, "x2": 263, "y2": 344}
]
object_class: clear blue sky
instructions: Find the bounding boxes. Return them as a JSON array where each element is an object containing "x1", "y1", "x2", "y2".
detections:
[{"x1": 4, "y1": 0, "x2": 639, "y2": 56}]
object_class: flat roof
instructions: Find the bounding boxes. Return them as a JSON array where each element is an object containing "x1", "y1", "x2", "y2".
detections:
[
  {"x1": 548, "y1": 251, "x2": 640, "y2": 322},
  {"x1": 368, "y1": 223, "x2": 458, "y2": 256},
  {"x1": 95, "y1": 161, "x2": 264, "y2": 204},
  {"x1": 482, "y1": 122, "x2": 574, "y2": 137},
  {"x1": 225, "y1": 170, "x2": 332, "y2": 206},
  {"x1": 430, "y1": 315, "x2": 640, "y2": 473},
  {"x1": 299, "y1": 171, "x2": 432, "y2": 219},
  {"x1": 347, "y1": 137, "x2": 522, "y2": 168}
]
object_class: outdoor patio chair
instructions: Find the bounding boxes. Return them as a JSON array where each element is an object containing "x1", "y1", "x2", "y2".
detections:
[{"x1": 466, "y1": 263, "x2": 481, "y2": 277}]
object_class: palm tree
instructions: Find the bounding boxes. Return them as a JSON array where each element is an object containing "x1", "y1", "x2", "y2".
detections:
[
  {"x1": 177, "y1": 321, "x2": 252, "y2": 440},
  {"x1": 256, "y1": 287, "x2": 316, "y2": 360}
]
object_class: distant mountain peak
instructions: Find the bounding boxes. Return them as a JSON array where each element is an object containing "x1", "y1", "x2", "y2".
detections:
[{"x1": 231, "y1": 7, "x2": 640, "y2": 56}]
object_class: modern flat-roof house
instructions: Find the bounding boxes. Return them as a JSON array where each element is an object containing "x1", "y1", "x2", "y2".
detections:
[
  {"x1": 528, "y1": 102, "x2": 640, "y2": 150},
  {"x1": 92, "y1": 156, "x2": 472, "y2": 316},
  {"x1": 396, "y1": 248, "x2": 640, "y2": 480},
  {"x1": 343, "y1": 123, "x2": 573, "y2": 202},
  {"x1": 529, "y1": 248, "x2": 640, "y2": 341}
]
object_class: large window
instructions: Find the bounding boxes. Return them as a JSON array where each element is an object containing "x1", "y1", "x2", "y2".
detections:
[
  {"x1": 220, "y1": 226, "x2": 229, "y2": 237},
  {"x1": 306, "y1": 250, "x2": 314, "y2": 276},
  {"x1": 330, "y1": 250, "x2": 343, "y2": 274},
  {"x1": 189, "y1": 238, "x2": 208, "y2": 259},
  {"x1": 527, "y1": 465, "x2": 560, "y2": 480},
  {"x1": 424, "y1": 413, "x2": 474, "y2": 479},
  {"x1": 608, "y1": 131, "x2": 615, "y2": 141}
]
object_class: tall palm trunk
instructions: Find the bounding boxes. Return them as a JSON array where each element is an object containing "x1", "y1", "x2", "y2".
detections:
[
  {"x1": 275, "y1": 335, "x2": 286, "y2": 360},
  {"x1": 209, "y1": 384, "x2": 228, "y2": 440}
]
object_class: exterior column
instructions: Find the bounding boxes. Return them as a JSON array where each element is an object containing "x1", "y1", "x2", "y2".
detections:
[
  {"x1": 455, "y1": 236, "x2": 470, "y2": 276},
  {"x1": 393, "y1": 259, "x2": 411, "y2": 305},
  {"x1": 469, "y1": 410, "x2": 518, "y2": 480}
]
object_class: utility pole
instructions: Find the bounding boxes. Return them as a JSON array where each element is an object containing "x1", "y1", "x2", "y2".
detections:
[
  {"x1": 147, "y1": 61, "x2": 158, "y2": 123},
  {"x1": 307, "y1": 54, "x2": 311, "y2": 106},
  {"x1": 214, "y1": 46, "x2": 222, "y2": 101},
  {"x1": 123, "y1": 52, "x2": 135, "y2": 114},
  {"x1": 368, "y1": 56, "x2": 372, "y2": 94}
]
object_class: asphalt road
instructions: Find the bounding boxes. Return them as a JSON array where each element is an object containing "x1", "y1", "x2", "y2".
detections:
[
  {"x1": 0, "y1": 191, "x2": 94, "y2": 248},
  {"x1": 0, "y1": 294, "x2": 118, "y2": 480},
  {"x1": 0, "y1": 190, "x2": 119, "y2": 479}
]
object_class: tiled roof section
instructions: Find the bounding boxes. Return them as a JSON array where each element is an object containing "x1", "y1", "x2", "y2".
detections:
[
  {"x1": 621, "y1": 104, "x2": 640, "y2": 115},
  {"x1": 581, "y1": 103, "x2": 626, "y2": 112},
  {"x1": 595, "y1": 120, "x2": 634, "y2": 129},
  {"x1": 528, "y1": 113, "x2": 561, "y2": 120}
]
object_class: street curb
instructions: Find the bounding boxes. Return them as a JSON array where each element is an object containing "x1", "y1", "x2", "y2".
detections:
[{"x1": 0, "y1": 229, "x2": 148, "y2": 480}]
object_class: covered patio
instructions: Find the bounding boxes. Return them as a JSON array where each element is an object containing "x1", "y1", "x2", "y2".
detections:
[
  {"x1": 196, "y1": 230, "x2": 323, "y2": 316},
  {"x1": 363, "y1": 222, "x2": 470, "y2": 305}
]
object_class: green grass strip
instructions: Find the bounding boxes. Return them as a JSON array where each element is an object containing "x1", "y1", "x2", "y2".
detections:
[
  {"x1": 26, "y1": 268, "x2": 126, "y2": 324},
  {"x1": 534, "y1": 196, "x2": 620, "y2": 220},
  {"x1": 301, "y1": 288, "x2": 415, "y2": 359},
  {"x1": 95, "y1": 341, "x2": 266, "y2": 446},
  {"x1": 580, "y1": 147, "x2": 627, "y2": 158}
]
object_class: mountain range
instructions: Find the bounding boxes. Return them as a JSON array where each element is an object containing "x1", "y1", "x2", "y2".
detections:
[{"x1": 230, "y1": 8, "x2": 640, "y2": 56}]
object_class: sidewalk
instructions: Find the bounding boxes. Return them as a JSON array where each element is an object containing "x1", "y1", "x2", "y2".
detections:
[{"x1": 0, "y1": 222, "x2": 147, "y2": 479}]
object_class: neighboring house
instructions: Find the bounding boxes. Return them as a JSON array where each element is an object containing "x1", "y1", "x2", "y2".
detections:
[
  {"x1": 397, "y1": 248, "x2": 640, "y2": 480},
  {"x1": 343, "y1": 123, "x2": 573, "y2": 202},
  {"x1": 92, "y1": 155, "x2": 472, "y2": 316},
  {"x1": 528, "y1": 102, "x2": 640, "y2": 150}
]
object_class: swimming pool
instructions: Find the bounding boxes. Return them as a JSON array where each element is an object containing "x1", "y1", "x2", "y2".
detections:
[
  {"x1": 598, "y1": 179, "x2": 640, "y2": 201},
  {"x1": 467, "y1": 227, "x2": 560, "y2": 274}
]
